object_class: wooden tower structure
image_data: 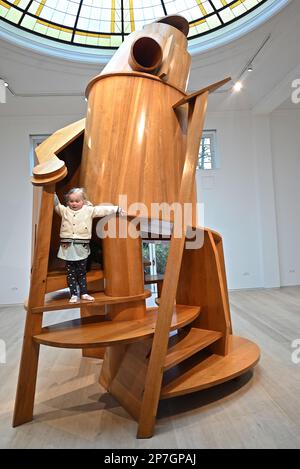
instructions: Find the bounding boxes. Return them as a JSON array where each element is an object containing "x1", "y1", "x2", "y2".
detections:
[{"x1": 13, "y1": 15, "x2": 260, "y2": 438}]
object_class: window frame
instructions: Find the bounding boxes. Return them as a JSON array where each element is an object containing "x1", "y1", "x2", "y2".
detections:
[{"x1": 197, "y1": 129, "x2": 218, "y2": 171}]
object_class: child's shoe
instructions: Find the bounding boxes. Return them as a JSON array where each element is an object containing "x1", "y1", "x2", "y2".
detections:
[
  {"x1": 81, "y1": 294, "x2": 95, "y2": 301},
  {"x1": 69, "y1": 295, "x2": 79, "y2": 303}
]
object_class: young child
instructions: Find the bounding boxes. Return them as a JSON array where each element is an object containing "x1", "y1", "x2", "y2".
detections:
[{"x1": 54, "y1": 188, "x2": 121, "y2": 303}]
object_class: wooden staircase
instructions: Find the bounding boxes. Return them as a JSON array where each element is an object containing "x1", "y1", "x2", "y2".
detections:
[
  {"x1": 161, "y1": 335, "x2": 260, "y2": 399},
  {"x1": 163, "y1": 328, "x2": 223, "y2": 371},
  {"x1": 13, "y1": 80, "x2": 260, "y2": 439}
]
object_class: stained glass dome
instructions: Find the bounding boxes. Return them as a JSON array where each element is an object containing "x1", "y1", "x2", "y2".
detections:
[{"x1": 0, "y1": 0, "x2": 288, "y2": 58}]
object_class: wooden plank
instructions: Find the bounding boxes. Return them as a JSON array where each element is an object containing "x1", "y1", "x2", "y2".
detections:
[
  {"x1": 144, "y1": 274, "x2": 164, "y2": 284},
  {"x1": 164, "y1": 328, "x2": 223, "y2": 371},
  {"x1": 172, "y1": 77, "x2": 231, "y2": 109},
  {"x1": 33, "y1": 305, "x2": 201, "y2": 349},
  {"x1": 161, "y1": 336, "x2": 260, "y2": 399},
  {"x1": 35, "y1": 118, "x2": 85, "y2": 164},
  {"x1": 30, "y1": 119, "x2": 85, "y2": 186},
  {"x1": 176, "y1": 229, "x2": 231, "y2": 355},
  {"x1": 26, "y1": 290, "x2": 151, "y2": 314},
  {"x1": 13, "y1": 185, "x2": 55, "y2": 427},
  {"x1": 213, "y1": 233, "x2": 232, "y2": 335},
  {"x1": 100, "y1": 340, "x2": 152, "y2": 422},
  {"x1": 206, "y1": 231, "x2": 231, "y2": 355},
  {"x1": 137, "y1": 92, "x2": 209, "y2": 438}
]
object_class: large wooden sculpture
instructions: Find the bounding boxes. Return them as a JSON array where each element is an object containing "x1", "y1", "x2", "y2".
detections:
[{"x1": 13, "y1": 15, "x2": 260, "y2": 438}]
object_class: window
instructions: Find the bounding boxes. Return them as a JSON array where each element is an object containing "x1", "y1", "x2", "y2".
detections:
[
  {"x1": 0, "y1": 0, "x2": 270, "y2": 51},
  {"x1": 197, "y1": 130, "x2": 217, "y2": 170},
  {"x1": 142, "y1": 240, "x2": 169, "y2": 294},
  {"x1": 29, "y1": 134, "x2": 50, "y2": 173}
]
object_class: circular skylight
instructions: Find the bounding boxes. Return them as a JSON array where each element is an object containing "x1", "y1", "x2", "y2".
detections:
[{"x1": 0, "y1": 0, "x2": 288, "y2": 60}]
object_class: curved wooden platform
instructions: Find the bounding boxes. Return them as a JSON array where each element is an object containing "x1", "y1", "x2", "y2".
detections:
[
  {"x1": 161, "y1": 335, "x2": 260, "y2": 399},
  {"x1": 33, "y1": 305, "x2": 201, "y2": 348},
  {"x1": 25, "y1": 289, "x2": 151, "y2": 314}
]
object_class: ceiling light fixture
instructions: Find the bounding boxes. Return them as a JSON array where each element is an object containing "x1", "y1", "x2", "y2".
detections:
[
  {"x1": 0, "y1": 79, "x2": 7, "y2": 103},
  {"x1": 233, "y1": 81, "x2": 243, "y2": 92}
]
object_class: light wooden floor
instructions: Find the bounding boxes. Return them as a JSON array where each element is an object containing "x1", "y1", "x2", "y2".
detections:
[{"x1": 1, "y1": 286, "x2": 300, "y2": 448}]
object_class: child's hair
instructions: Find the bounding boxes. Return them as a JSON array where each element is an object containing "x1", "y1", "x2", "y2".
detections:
[{"x1": 65, "y1": 187, "x2": 88, "y2": 204}]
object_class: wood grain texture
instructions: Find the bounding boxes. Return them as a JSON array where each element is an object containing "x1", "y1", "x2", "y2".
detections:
[
  {"x1": 164, "y1": 328, "x2": 223, "y2": 371},
  {"x1": 30, "y1": 118, "x2": 85, "y2": 186},
  {"x1": 102, "y1": 218, "x2": 146, "y2": 321},
  {"x1": 172, "y1": 77, "x2": 231, "y2": 109},
  {"x1": 13, "y1": 185, "x2": 55, "y2": 427},
  {"x1": 15, "y1": 16, "x2": 255, "y2": 440},
  {"x1": 35, "y1": 119, "x2": 85, "y2": 165},
  {"x1": 31, "y1": 167, "x2": 67, "y2": 186},
  {"x1": 25, "y1": 289, "x2": 151, "y2": 314},
  {"x1": 176, "y1": 229, "x2": 231, "y2": 355},
  {"x1": 161, "y1": 335, "x2": 260, "y2": 398},
  {"x1": 33, "y1": 305, "x2": 201, "y2": 348},
  {"x1": 81, "y1": 74, "x2": 190, "y2": 220},
  {"x1": 137, "y1": 93, "x2": 209, "y2": 438},
  {"x1": 97, "y1": 21, "x2": 190, "y2": 91},
  {"x1": 100, "y1": 340, "x2": 153, "y2": 421},
  {"x1": 32, "y1": 156, "x2": 67, "y2": 187}
]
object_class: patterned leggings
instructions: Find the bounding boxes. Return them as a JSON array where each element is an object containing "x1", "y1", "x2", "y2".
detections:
[{"x1": 66, "y1": 259, "x2": 88, "y2": 296}]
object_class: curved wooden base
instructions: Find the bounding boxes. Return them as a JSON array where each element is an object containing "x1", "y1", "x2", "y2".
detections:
[{"x1": 161, "y1": 335, "x2": 260, "y2": 399}]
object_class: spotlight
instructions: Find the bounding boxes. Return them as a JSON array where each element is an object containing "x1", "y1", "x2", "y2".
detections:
[
  {"x1": 233, "y1": 81, "x2": 243, "y2": 92},
  {"x1": 4, "y1": 81, "x2": 9, "y2": 87},
  {"x1": 247, "y1": 64, "x2": 253, "y2": 72}
]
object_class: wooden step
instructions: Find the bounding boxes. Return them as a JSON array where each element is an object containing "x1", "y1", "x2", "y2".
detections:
[
  {"x1": 25, "y1": 289, "x2": 151, "y2": 314},
  {"x1": 161, "y1": 335, "x2": 260, "y2": 399},
  {"x1": 33, "y1": 305, "x2": 201, "y2": 348},
  {"x1": 164, "y1": 328, "x2": 223, "y2": 371},
  {"x1": 144, "y1": 274, "x2": 164, "y2": 284}
]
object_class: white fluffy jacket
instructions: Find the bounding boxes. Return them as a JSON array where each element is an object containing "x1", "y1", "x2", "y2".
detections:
[{"x1": 55, "y1": 198, "x2": 119, "y2": 239}]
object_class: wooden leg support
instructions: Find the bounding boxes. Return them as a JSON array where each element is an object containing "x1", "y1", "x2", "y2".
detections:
[
  {"x1": 13, "y1": 186, "x2": 55, "y2": 427},
  {"x1": 13, "y1": 312, "x2": 42, "y2": 426}
]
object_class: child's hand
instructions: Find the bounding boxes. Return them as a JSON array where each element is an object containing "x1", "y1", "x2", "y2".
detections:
[{"x1": 118, "y1": 207, "x2": 127, "y2": 216}]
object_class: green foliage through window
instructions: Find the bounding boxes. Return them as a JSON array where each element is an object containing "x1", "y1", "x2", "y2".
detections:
[{"x1": 197, "y1": 130, "x2": 217, "y2": 170}]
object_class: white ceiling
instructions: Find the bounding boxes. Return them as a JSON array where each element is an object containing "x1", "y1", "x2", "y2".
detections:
[{"x1": 1, "y1": 0, "x2": 300, "y2": 116}]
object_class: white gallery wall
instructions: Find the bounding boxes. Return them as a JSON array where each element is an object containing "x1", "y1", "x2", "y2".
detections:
[
  {"x1": 196, "y1": 111, "x2": 263, "y2": 290},
  {"x1": 270, "y1": 109, "x2": 300, "y2": 286},
  {"x1": 0, "y1": 97, "x2": 85, "y2": 304},
  {"x1": 0, "y1": 100, "x2": 299, "y2": 303}
]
